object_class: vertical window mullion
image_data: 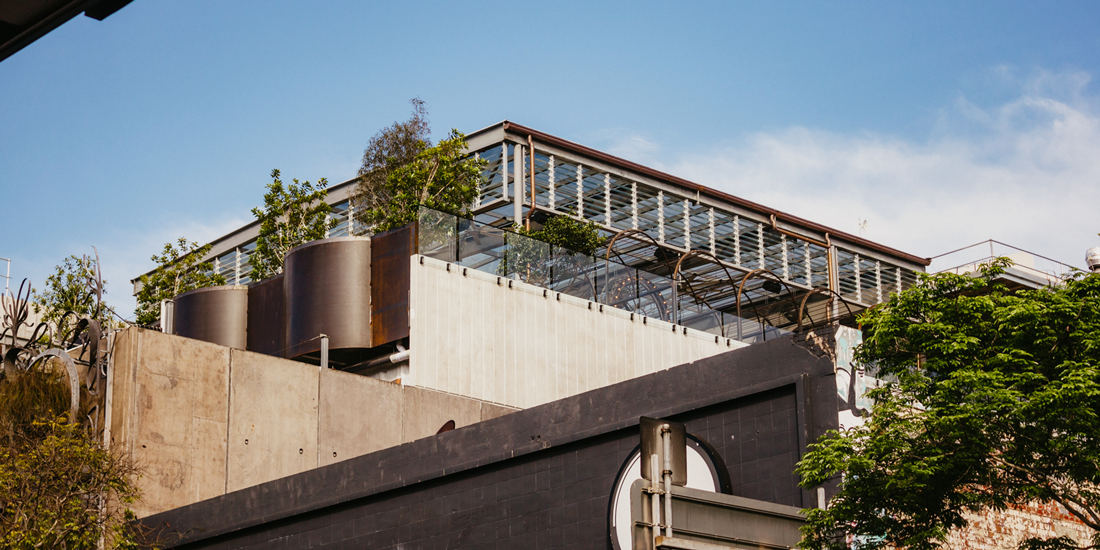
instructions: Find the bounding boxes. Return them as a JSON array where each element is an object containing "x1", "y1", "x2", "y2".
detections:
[
  {"x1": 604, "y1": 173, "x2": 612, "y2": 228},
  {"x1": 780, "y1": 235, "x2": 789, "y2": 280},
  {"x1": 854, "y1": 253, "x2": 863, "y2": 303},
  {"x1": 757, "y1": 223, "x2": 764, "y2": 270},
  {"x1": 631, "y1": 182, "x2": 638, "y2": 230},
  {"x1": 474, "y1": 152, "x2": 482, "y2": 208},
  {"x1": 876, "y1": 261, "x2": 883, "y2": 303},
  {"x1": 683, "y1": 200, "x2": 691, "y2": 249},
  {"x1": 804, "y1": 243, "x2": 812, "y2": 287},
  {"x1": 501, "y1": 143, "x2": 509, "y2": 201},
  {"x1": 548, "y1": 154, "x2": 555, "y2": 211},
  {"x1": 708, "y1": 208, "x2": 716, "y2": 256},
  {"x1": 575, "y1": 164, "x2": 584, "y2": 220},
  {"x1": 657, "y1": 191, "x2": 665, "y2": 243}
]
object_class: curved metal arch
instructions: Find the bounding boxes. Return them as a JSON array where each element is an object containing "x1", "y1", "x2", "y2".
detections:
[
  {"x1": 603, "y1": 269, "x2": 670, "y2": 322},
  {"x1": 601, "y1": 229, "x2": 678, "y2": 305},
  {"x1": 670, "y1": 249, "x2": 747, "y2": 336},
  {"x1": 27, "y1": 348, "x2": 81, "y2": 424},
  {"x1": 794, "y1": 287, "x2": 858, "y2": 333},
  {"x1": 735, "y1": 269, "x2": 802, "y2": 342}
]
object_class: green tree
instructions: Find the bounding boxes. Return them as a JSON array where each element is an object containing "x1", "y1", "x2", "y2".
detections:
[
  {"x1": 0, "y1": 355, "x2": 149, "y2": 548},
  {"x1": 32, "y1": 254, "x2": 113, "y2": 345},
  {"x1": 0, "y1": 416, "x2": 144, "y2": 549},
  {"x1": 797, "y1": 259, "x2": 1100, "y2": 550},
  {"x1": 134, "y1": 238, "x2": 226, "y2": 326},
  {"x1": 250, "y1": 169, "x2": 333, "y2": 281},
  {"x1": 353, "y1": 99, "x2": 486, "y2": 233}
]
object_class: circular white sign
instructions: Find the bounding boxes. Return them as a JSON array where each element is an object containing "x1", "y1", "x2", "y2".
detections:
[{"x1": 608, "y1": 436, "x2": 728, "y2": 550}]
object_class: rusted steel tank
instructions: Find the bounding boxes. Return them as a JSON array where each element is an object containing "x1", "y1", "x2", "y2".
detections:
[
  {"x1": 283, "y1": 237, "x2": 372, "y2": 360},
  {"x1": 173, "y1": 285, "x2": 249, "y2": 350},
  {"x1": 247, "y1": 274, "x2": 284, "y2": 357}
]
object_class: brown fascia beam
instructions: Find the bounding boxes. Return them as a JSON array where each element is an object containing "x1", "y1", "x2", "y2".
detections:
[
  {"x1": 500, "y1": 121, "x2": 931, "y2": 267},
  {"x1": 0, "y1": 0, "x2": 133, "y2": 63}
]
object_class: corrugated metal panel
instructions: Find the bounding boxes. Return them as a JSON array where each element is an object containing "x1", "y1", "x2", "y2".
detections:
[
  {"x1": 174, "y1": 285, "x2": 249, "y2": 350},
  {"x1": 370, "y1": 224, "x2": 413, "y2": 346},
  {"x1": 284, "y1": 237, "x2": 372, "y2": 360},
  {"x1": 247, "y1": 274, "x2": 284, "y2": 357}
]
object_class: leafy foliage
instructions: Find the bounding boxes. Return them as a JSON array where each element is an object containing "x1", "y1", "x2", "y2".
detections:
[
  {"x1": 250, "y1": 169, "x2": 333, "y2": 280},
  {"x1": 0, "y1": 359, "x2": 70, "y2": 447},
  {"x1": 353, "y1": 99, "x2": 486, "y2": 232},
  {"x1": 499, "y1": 214, "x2": 604, "y2": 285},
  {"x1": 0, "y1": 358, "x2": 148, "y2": 548},
  {"x1": 797, "y1": 259, "x2": 1100, "y2": 550},
  {"x1": 0, "y1": 416, "x2": 143, "y2": 549},
  {"x1": 32, "y1": 254, "x2": 113, "y2": 345},
  {"x1": 134, "y1": 238, "x2": 226, "y2": 326},
  {"x1": 521, "y1": 214, "x2": 603, "y2": 257}
]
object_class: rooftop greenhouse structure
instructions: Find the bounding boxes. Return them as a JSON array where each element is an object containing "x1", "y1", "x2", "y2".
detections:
[{"x1": 134, "y1": 121, "x2": 930, "y2": 345}]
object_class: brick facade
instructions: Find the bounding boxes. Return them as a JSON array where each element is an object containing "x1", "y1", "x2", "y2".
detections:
[{"x1": 948, "y1": 504, "x2": 1093, "y2": 550}]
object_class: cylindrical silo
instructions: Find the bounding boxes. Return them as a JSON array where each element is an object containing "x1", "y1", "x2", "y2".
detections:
[
  {"x1": 173, "y1": 285, "x2": 249, "y2": 349},
  {"x1": 247, "y1": 273, "x2": 285, "y2": 357},
  {"x1": 283, "y1": 237, "x2": 372, "y2": 360}
]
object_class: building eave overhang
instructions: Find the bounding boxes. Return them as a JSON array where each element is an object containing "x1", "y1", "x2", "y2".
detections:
[{"x1": 481, "y1": 121, "x2": 930, "y2": 267}]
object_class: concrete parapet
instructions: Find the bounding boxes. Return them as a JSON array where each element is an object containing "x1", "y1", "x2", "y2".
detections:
[{"x1": 107, "y1": 328, "x2": 518, "y2": 517}]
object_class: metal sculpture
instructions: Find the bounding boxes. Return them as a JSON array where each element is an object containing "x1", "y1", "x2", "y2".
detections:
[{"x1": 0, "y1": 248, "x2": 118, "y2": 430}]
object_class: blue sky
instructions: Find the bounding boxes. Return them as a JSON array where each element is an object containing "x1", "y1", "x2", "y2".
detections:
[{"x1": 2, "y1": 1, "x2": 1099, "y2": 318}]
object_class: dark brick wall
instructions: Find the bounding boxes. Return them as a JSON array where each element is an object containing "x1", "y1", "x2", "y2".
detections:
[
  {"x1": 151, "y1": 333, "x2": 839, "y2": 549},
  {"x1": 181, "y1": 431, "x2": 634, "y2": 550},
  {"x1": 174, "y1": 388, "x2": 802, "y2": 550},
  {"x1": 681, "y1": 386, "x2": 802, "y2": 506}
]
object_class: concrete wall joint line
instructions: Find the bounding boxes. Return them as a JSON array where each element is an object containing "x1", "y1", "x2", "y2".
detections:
[{"x1": 224, "y1": 349, "x2": 233, "y2": 495}]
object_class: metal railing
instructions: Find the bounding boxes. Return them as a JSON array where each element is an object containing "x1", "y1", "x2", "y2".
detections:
[
  {"x1": 930, "y1": 240, "x2": 1076, "y2": 284},
  {"x1": 417, "y1": 208, "x2": 789, "y2": 344}
]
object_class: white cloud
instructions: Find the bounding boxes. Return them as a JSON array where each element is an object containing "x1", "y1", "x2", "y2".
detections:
[
  {"x1": 8, "y1": 215, "x2": 252, "y2": 323},
  {"x1": 613, "y1": 69, "x2": 1100, "y2": 272}
]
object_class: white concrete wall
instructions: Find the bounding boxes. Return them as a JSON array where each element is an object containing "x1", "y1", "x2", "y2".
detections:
[{"x1": 408, "y1": 255, "x2": 746, "y2": 409}]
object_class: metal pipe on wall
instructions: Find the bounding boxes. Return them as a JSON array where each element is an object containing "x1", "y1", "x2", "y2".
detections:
[
  {"x1": 525, "y1": 135, "x2": 536, "y2": 230},
  {"x1": 661, "y1": 424, "x2": 673, "y2": 538}
]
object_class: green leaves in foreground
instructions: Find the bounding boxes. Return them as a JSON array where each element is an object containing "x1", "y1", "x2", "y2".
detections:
[
  {"x1": 798, "y1": 259, "x2": 1100, "y2": 550},
  {"x1": 0, "y1": 417, "x2": 144, "y2": 549}
]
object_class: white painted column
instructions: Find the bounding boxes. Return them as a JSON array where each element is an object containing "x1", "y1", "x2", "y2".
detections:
[
  {"x1": 575, "y1": 164, "x2": 584, "y2": 219},
  {"x1": 781, "y1": 235, "x2": 789, "y2": 280},
  {"x1": 854, "y1": 253, "x2": 862, "y2": 303},
  {"x1": 683, "y1": 199, "x2": 691, "y2": 249},
  {"x1": 514, "y1": 144, "x2": 525, "y2": 226},
  {"x1": 604, "y1": 173, "x2": 612, "y2": 228},
  {"x1": 474, "y1": 152, "x2": 482, "y2": 208},
  {"x1": 708, "y1": 208, "x2": 716, "y2": 256},
  {"x1": 548, "y1": 155, "x2": 556, "y2": 210},
  {"x1": 501, "y1": 142, "x2": 509, "y2": 201},
  {"x1": 631, "y1": 182, "x2": 638, "y2": 230},
  {"x1": 875, "y1": 260, "x2": 883, "y2": 303},
  {"x1": 733, "y1": 215, "x2": 741, "y2": 266},
  {"x1": 804, "y1": 243, "x2": 812, "y2": 287},
  {"x1": 757, "y1": 223, "x2": 765, "y2": 270},
  {"x1": 657, "y1": 191, "x2": 665, "y2": 243}
]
